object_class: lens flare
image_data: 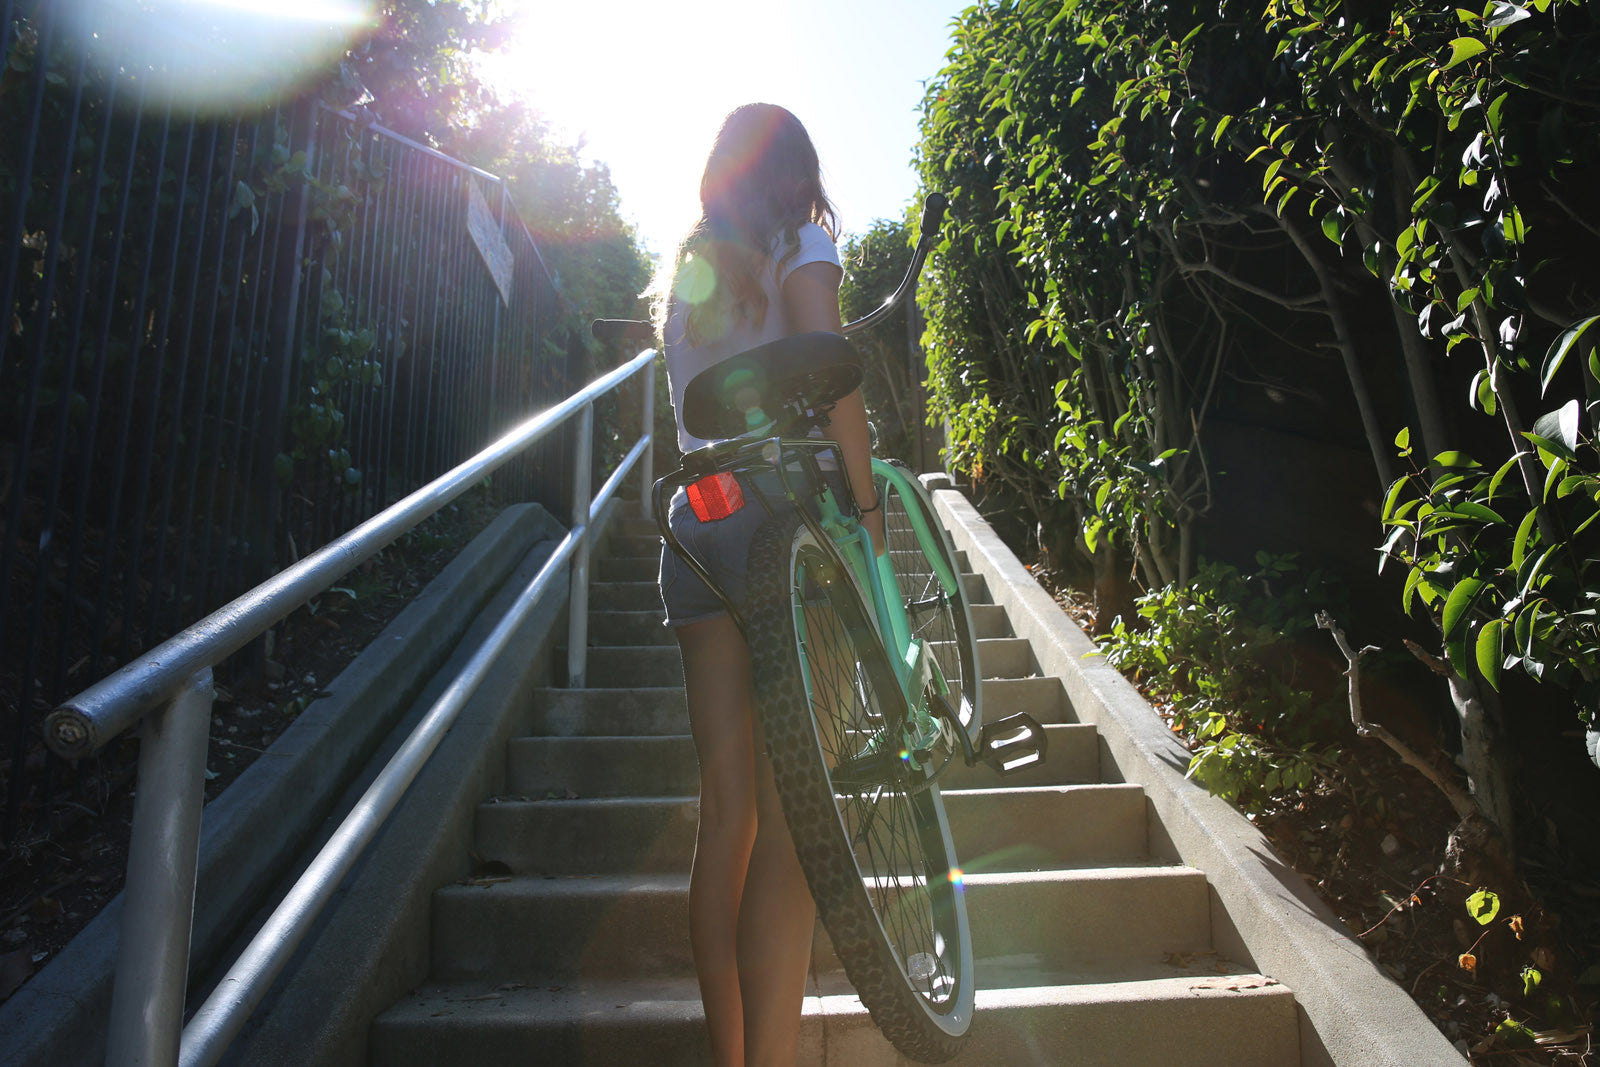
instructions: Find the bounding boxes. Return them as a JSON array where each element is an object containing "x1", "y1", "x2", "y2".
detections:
[
  {"x1": 673, "y1": 255, "x2": 716, "y2": 305},
  {"x1": 63, "y1": 0, "x2": 377, "y2": 115},
  {"x1": 949, "y1": 867, "x2": 964, "y2": 890}
]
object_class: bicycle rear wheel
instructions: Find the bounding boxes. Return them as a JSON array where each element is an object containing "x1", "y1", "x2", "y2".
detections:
[
  {"x1": 745, "y1": 510, "x2": 974, "y2": 1063},
  {"x1": 875, "y1": 461, "x2": 982, "y2": 748}
]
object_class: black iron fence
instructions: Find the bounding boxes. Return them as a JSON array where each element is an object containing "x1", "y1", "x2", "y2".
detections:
[{"x1": 1, "y1": 2, "x2": 572, "y2": 840}]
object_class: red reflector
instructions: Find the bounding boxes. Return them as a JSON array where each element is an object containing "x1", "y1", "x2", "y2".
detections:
[{"x1": 688, "y1": 472, "x2": 745, "y2": 522}]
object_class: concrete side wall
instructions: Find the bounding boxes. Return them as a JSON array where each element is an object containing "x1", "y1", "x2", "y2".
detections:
[
  {"x1": 930, "y1": 486, "x2": 1465, "y2": 1067},
  {"x1": 0, "y1": 504, "x2": 558, "y2": 1067}
]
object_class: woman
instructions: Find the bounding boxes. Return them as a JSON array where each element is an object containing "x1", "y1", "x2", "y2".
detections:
[{"x1": 652, "y1": 103, "x2": 885, "y2": 1066}]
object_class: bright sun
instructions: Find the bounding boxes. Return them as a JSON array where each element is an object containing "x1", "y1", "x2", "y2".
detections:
[{"x1": 477, "y1": 1, "x2": 827, "y2": 253}]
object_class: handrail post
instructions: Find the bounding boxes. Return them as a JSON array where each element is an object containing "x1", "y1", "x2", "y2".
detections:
[
  {"x1": 106, "y1": 668, "x2": 213, "y2": 1067},
  {"x1": 639, "y1": 358, "x2": 655, "y2": 519},
  {"x1": 567, "y1": 403, "x2": 593, "y2": 688}
]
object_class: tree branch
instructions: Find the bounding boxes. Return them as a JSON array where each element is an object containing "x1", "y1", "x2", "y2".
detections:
[{"x1": 1316, "y1": 612, "x2": 1479, "y2": 823}]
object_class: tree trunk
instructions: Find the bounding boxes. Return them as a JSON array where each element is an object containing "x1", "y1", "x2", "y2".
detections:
[
  {"x1": 1445, "y1": 664, "x2": 1517, "y2": 860},
  {"x1": 1271, "y1": 209, "x2": 1396, "y2": 494},
  {"x1": 1091, "y1": 542, "x2": 1136, "y2": 630}
]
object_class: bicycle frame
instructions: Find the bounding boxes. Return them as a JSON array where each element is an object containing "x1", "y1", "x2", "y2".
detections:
[{"x1": 651, "y1": 438, "x2": 961, "y2": 737}]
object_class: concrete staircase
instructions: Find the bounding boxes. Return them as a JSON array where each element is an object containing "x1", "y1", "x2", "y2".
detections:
[{"x1": 369, "y1": 514, "x2": 1303, "y2": 1065}]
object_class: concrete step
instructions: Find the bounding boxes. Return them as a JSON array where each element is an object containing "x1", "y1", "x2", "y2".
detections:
[
  {"x1": 428, "y1": 866, "x2": 1211, "y2": 983},
  {"x1": 373, "y1": 967, "x2": 1298, "y2": 1067},
  {"x1": 528, "y1": 688, "x2": 687, "y2": 736},
  {"x1": 475, "y1": 796, "x2": 698, "y2": 876},
  {"x1": 607, "y1": 533, "x2": 661, "y2": 558},
  {"x1": 939, "y1": 723, "x2": 1098, "y2": 788},
  {"x1": 589, "y1": 580, "x2": 662, "y2": 612},
  {"x1": 979, "y1": 676, "x2": 1071, "y2": 723},
  {"x1": 975, "y1": 636, "x2": 1034, "y2": 679},
  {"x1": 584, "y1": 646, "x2": 683, "y2": 687},
  {"x1": 527, "y1": 678, "x2": 1072, "y2": 739},
  {"x1": 507, "y1": 735, "x2": 697, "y2": 797},
  {"x1": 611, "y1": 515, "x2": 660, "y2": 539},
  {"x1": 596, "y1": 555, "x2": 658, "y2": 582},
  {"x1": 945, "y1": 784, "x2": 1147, "y2": 871},
  {"x1": 473, "y1": 782, "x2": 1142, "y2": 877},
  {"x1": 963, "y1": 571, "x2": 989, "y2": 603},
  {"x1": 969, "y1": 602, "x2": 1011, "y2": 639},
  {"x1": 576, "y1": 641, "x2": 1044, "y2": 692},
  {"x1": 588, "y1": 609, "x2": 671, "y2": 646}
]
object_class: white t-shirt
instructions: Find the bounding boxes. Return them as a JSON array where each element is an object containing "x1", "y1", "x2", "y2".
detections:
[{"x1": 663, "y1": 222, "x2": 842, "y2": 453}]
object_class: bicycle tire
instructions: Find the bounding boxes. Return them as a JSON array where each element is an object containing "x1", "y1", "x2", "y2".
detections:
[
  {"x1": 745, "y1": 510, "x2": 974, "y2": 1062},
  {"x1": 875, "y1": 461, "x2": 983, "y2": 749}
]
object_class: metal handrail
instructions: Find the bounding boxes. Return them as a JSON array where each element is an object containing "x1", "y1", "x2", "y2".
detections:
[
  {"x1": 46, "y1": 349, "x2": 657, "y2": 1067},
  {"x1": 46, "y1": 349, "x2": 655, "y2": 759}
]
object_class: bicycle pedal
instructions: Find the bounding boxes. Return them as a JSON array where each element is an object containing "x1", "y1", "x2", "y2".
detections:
[{"x1": 976, "y1": 712, "x2": 1048, "y2": 776}]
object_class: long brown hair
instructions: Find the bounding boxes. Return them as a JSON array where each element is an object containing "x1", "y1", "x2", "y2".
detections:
[{"x1": 655, "y1": 103, "x2": 839, "y2": 346}]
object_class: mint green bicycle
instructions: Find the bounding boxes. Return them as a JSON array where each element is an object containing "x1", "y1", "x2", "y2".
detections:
[{"x1": 593, "y1": 195, "x2": 1045, "y2": 1063}]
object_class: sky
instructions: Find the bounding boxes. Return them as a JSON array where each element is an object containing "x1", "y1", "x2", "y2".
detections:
[{"x1": 477, "y1": 0, "x2": 973, "y2": 256}]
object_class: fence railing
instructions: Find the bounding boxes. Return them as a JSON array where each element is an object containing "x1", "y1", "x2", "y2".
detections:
[
  {"x1": 1, "y1": 0, "x2": 573, "y2": 842},
  {"x1": 45, "y1": 347, "x2": 656, "y2": 1067}
]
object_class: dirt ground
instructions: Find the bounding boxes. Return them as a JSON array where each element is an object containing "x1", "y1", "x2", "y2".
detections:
[
  {"x1": 0, "y1": 491, "x2": 500, "y2": 1004},
  {"x1": 1029, "y1": 557, "x2": 1598, "y2": 1066}
]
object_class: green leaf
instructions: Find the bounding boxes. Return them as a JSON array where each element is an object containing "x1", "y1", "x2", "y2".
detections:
[
  {"x1": 1331, "y1": 34, "x2": 1369, "y2": 73},
  {"x1": 1321, "y1": 211, "x2": 1342, "y2": 245},
  {"x1": 1083, "y1": 517, "x2": 1104, "y2": 553},
  {"x1": 1486, "y1": 454, "x2": 1520, "y2": 500},
  {"x1": 1541, "y1": 315, "x2": 1600, "y2": 395},
  {"x1": 1262, "y1": 158, "x2": 1283, "y2": 192},
  {"x1": 1521, "y1": 965, "x2": 1543, "y2": 997},
  {"x1": 1382, "y1": 476, "x2": 1409, "y2": 521},
  {"x1": 1511, "y1": 507, "x2": 1539, "y2": 571},
  {"x1": 1485, "y1": 1, "x2": 1532, "y2": 28},
  {"x1": 1466, "y1": 887, "x2": 1501, "y2": 925},
  {"x1": 1452, "y1": 501, "x2": 1507, "y2": 525},
  {"x1": 1212, "y1": 114, "x2": 1232, "y2": 147},
  {"x1": 1442, "y1": 577, "x2": 1487, "y2": 641},
  {"x1": 1394, "y1": 426, "x2": 1411, "y2": 452},
  {"x1": 1477, "y1": 619, "x2": 1503, "y2": 690},
  {"x1": 1402, "y1": 566, "x2": 1425, "y2": 614},
  {"x1": 1486, "y1": 91, "x2": 1510, "y2": 133},
  {"x1": 1443, "y1": 37, "x2": 1488, "y2": 70},
  {"x1": 1047, "y1": 0, "x2": 1080, "y2": 32},
  {"x1": 1532, "y1": 400, "x2": 1581, "y2": 454}
]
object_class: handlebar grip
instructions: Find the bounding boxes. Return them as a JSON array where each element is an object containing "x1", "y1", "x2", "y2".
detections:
[
  {"x1": 918, "y1": 192, "x2": 948, "y2": 243},
  {"x1": 591, "y1": 318, "x2": 655, "y2": 344}
]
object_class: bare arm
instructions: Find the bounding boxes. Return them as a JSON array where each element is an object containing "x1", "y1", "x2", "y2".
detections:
[{"x1": 782, "y1": 260, "x2": 886, "y2": 555}]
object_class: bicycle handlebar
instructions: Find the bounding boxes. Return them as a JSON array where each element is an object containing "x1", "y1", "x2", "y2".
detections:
[
  {"x1": 589, "y1": 193, "x2": 949, "y2": 346},
  {"x1": 591, "y1": 318, "x2": 656, "y2": 344},
  {"x1": 841, "y1": 192, "x2": 946, "y2": 337}
]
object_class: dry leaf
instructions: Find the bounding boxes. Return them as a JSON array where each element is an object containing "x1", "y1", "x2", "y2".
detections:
[
  {"x1": 1459, "y1": 952, "x2": 1477, "y2": 974},
  {"x1": 1190, "y1": 975, "x2": 1278, "y2": 991}
]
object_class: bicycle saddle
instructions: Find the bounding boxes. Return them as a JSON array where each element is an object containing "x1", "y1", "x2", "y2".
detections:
[{"x1": 681, "y1": 331, "x2": 864, "y2": 441}]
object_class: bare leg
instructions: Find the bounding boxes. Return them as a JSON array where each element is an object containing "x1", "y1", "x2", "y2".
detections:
[
  {"x1": 678, "y1": 616, "x2": 758, "y2": 1066},
  {"x1": 739, "y1": 724, "x2": 817, "y2": 1066},
  {"x1": 678, "y1": 613, "x2": 818, "y2": 1066}
]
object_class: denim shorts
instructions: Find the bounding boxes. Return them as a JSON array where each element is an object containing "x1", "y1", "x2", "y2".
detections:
[{"x1": 658, "y1": 468, "x2": 847, "y2": 628}]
